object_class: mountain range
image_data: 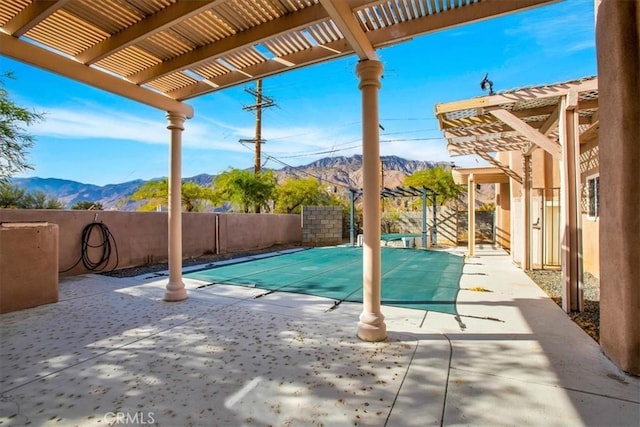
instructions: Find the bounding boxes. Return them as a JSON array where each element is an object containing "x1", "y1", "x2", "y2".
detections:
[{"x1": 11, "y1": 155, "x2": 455, "y2": 210}]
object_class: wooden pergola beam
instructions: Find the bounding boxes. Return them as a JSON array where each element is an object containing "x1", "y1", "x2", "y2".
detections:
[
  {"x1": 436, "y1": 78, "x2": 598, "y2": 115},
  {"x1": 127, "y1": 3, "x2": 329, "y2": 85},
  {"x1": 77, "y1": 1, "x2": 221, "y2": 65},
  {"x1": 475, "y1": 151, "x2": 523, "y2": 185},
  {"x1": 319, "y1": 0, "x2": 377, "y2": 60},
  {"x1": 0, "y1": 33, "x2": 193, "y2": 117},
  {"x1": 2, "y1": 0, "x2": 70, "y2": 37},
  {"x1": 525, "y1": 103, "x2": 560, "y2": 155},
  {"x1": 489, "y1": 108, "x2": 562, "y2": 158}
]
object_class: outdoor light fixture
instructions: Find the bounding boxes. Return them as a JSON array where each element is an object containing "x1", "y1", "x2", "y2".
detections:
[{"x1": 480, "y1": 73, "x2": 495, "y2": 95}]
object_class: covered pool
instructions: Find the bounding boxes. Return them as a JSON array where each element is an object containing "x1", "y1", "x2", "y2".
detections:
[{"x1": 186, "y1": 246, "x2": 464, "y2": 315}]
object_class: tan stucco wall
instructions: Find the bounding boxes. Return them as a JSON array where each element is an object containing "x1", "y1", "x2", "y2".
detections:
[
  {"x1": 219, "y1": 213, "x2": 302, "y2": 253},
  {"x1": 0, "y1": 222, "x2": 58, "y2": 313},
  {"x1": 495, "y1": 182, "x2": 511, "y2": 250},
  {"x1": 596, "y1": 0, "x2": 639, "y2": 374},
  {"x1": 579, "y1": 132, "x2": 600, "y2": 278},
  {"x1": 0, "y1": 210, "x2": 302, "y2": 276},
  {"x1": 581, "y1": 215, "x2": 600, "y2": 278}
]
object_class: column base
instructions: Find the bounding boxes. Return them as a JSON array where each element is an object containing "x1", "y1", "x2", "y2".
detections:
[
  {"x1": 357, "y1": 311, "x2": 387, "y2": 342},
  {"x1": 164, "y1": 281, "x2": 187, "y2": 302}
]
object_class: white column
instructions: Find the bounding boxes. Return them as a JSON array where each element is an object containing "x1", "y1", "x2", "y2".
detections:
[
  {"x1": 356, "y1": 60, "x2": 386, "y2": 342},
  {"x1": 164, "y1": 112, "x2": 187, "y2": 302},
  {"x1": 468, "y1": 173, "x2": 475, "y2": 257}
]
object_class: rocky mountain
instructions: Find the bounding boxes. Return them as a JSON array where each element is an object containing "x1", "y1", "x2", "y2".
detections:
[
  {"x1": 10, "y1": 177, "x2": 146, "y2": 209},
  {"x1": 10, "y1": 155, "x2": 472, "y2": 210},
  {"x1": 276, "y1": 155, "x2": 441, "y2": 189}
]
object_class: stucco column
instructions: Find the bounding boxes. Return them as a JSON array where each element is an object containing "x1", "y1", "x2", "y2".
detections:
[
  {"x1": 596, "y1": 0, "x2": 639, "y2": 375},
  {"x1": 468, "y1": 173, "x2": 475, "y2": 257},
  {"x1": 164, "y1": 112, "x2": 187, "y2": 302},
  {"x1": 522, "y1": 154, "x2": 531, "y2": 270},
  {"x1": 356, "y1": 60, "x2": 386, "y2": 342}
]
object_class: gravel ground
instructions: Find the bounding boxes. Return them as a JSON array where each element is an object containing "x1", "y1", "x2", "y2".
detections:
[{"x1": 525, "y1": 269, "x2": 600, "y2": 342}]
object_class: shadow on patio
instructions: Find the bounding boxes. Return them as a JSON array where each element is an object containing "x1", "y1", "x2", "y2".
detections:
[{"x1": 1, "y1": 247, "x2": 638, "y2": 426}]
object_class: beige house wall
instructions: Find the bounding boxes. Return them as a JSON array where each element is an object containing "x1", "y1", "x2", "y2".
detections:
[
  {"x1": 495, "y1": 123, "x2": 599, "y2": 277},
  {"x1": 579, "y1": 133, "x2": 600, "y2": 278},
  {"x1": 495, "y1": 182, "x2": 511, "y2": 250},
  {"x1": 0, "y1": 210, "x2": 302, "y2": 276}
]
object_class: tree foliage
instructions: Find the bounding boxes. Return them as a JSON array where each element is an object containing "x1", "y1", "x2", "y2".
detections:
[
  {"x1": 129, "y1": 179, "x2": 216, "y2": 212},
  {"x1": 213, "y1": 168, "x2": 276, "y2": 213},
  {"x1": 403, "y1": 165, "x2": 464, "y2": 206},
  {"x1": 274, "y1": 177, "x2": 340, "y2": 214},
  {"x1": 0, "y1": 73, "x2": 44, "y2": 183},
  {"x1": 71, "y1": 200, "x2": 104, "y2": 210},
  {"x1": 0, "y1": 182, "x2": 63, "y2": 209}
]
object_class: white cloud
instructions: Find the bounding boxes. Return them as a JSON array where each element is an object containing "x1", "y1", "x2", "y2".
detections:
[
  {"x1": 505, "y1": 0, "x2": 595, "y2": 54},
  {"x1": 28, "y1": 104, "x2": 341, "y2": 155},
  {"x1": 29, "y1": 103, "x2": 483, "y2": 169}
]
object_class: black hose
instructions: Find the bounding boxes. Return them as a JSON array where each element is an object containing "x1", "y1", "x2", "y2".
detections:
[{"x1": 59, "y1": 222, "x2": 119, "y2": 273}]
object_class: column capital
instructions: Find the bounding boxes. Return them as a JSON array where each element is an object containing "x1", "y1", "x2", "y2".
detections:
[
  {"x1": 356, "y1": 60, "x2": 383, "y2": 90},
  {"x1": 166, "y1": 111, "x2": 186, "y2": 131}
]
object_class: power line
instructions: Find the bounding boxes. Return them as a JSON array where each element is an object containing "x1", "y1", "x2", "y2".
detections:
[
  {"x1": 238, "y1": 141, "x2": 351, "y2": 190},
  {"x1": 272, "y1": 137, "x2": 445, "y2": 159}
]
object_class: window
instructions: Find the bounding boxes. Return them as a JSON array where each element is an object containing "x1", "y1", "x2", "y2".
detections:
[{"x1": 586, "y1": 175, "x2": 599, "y2": 218}]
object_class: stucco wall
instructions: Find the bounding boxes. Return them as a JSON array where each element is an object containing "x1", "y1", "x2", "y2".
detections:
[
  {"x1": 495, "y1": 182, "x2": 511, "y2": 250},
  {"x1": 0, "y1": 222, "x2": 58, "y2": 313},
  {"x1": 581, "y1": 216, "x2": 600, "y2": 278},
  {"x1": 0, "y1": 210, "x2": 301, "y2": 276},
  {"x1": 220, "y1": 213, "x2": 301, "y2": 253},
  {"x1": 579, "y1": 133, "x2": 600, "y2": 278},
  {"x1": 596, "y1": 0, "x2": 640, "y2": 374}
]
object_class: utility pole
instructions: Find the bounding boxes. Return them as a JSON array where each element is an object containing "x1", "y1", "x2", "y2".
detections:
[
  {"x1": 241, "y1": 79, "x2": 275, "y2": 175},
  {"x1": 240, "y1": 79, "x2": 275, "y2": 213}
]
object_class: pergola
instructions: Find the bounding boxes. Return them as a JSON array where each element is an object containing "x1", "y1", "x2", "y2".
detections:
[
  {"x1": 0, "y1": 0, "x2": 558, "y2": 342},
  {"x1": 435, "y1": 76, "x2": 599, "y2": 312},
  {"x1": 348, "y1": 185, "x2": 437, "y2": 248}
]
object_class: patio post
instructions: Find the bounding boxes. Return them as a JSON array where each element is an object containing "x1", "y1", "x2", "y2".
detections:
[
  {"x1": 164, "y1": 112, "x2": 187, "y2": 302},
  {"x1": 468, "y1": 173, "x2": 475, "y2": 256},
  {"x1": 421, "y1": 188, "x2": 427, "y2": 248},
  {"x1": 356, "y1": 59, "x2": 386, "y2": 341},
  {"x1": 523, "y1": 154, "x2": 531, "y2": 270},
  {"x1": 559, "y1": 92, "x2": 583, "y2": 312},
  {"x1": 432, "y1": 192, "x2": 437, "y2": 246},
  {"x1": 349, "y1": 189, "x2": 356, "y2": 246}
]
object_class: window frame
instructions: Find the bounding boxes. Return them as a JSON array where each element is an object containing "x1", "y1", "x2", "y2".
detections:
[{"x1": 585, "y1": 174, "x2": 600, "y2": 219}]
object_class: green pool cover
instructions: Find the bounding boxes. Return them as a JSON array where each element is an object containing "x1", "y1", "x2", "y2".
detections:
[{"x1": 185, "y1": 246, "x2": 464, "y2": 315}]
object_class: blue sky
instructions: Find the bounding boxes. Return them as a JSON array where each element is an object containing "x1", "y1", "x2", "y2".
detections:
[{"x1": 2, "y1": 0, "x2": 596, "y2": 186}]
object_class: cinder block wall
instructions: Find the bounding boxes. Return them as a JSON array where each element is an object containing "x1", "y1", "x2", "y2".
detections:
[{"x1": 301, "y1": 206, "x2": 343, "y2": 246}]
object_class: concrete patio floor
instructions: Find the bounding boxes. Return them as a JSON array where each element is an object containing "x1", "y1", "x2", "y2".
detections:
[{"x1": 1, "y1": 246, "x2": 638, "y2": 426}]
